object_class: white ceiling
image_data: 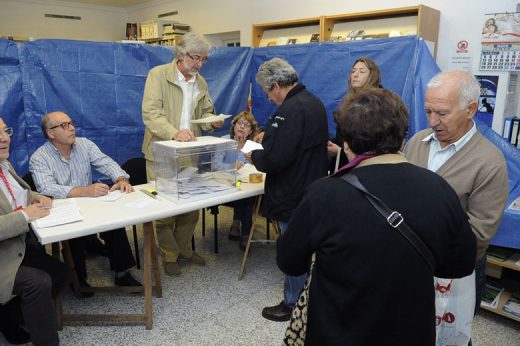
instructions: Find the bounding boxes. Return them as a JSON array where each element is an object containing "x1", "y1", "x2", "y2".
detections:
[{"x1": 58, "y1": 0, "x2": 152, "y2": 8}]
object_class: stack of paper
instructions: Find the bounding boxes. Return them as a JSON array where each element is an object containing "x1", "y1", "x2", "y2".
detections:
[
  {"x1": 34, "y1": 199, "x2": 83, "y2": 228},
  {"x1": 502, "y1": 294, "x2": 520, "y2": 318}
]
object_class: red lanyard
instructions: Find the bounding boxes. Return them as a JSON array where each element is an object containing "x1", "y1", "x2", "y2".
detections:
[{"x1": 0, "y1": 168, "x2": 23, "y2": 211}]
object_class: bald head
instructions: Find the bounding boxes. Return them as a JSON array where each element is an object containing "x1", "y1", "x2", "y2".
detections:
[{"x1": 427, "y1": 71, "x2": 480, "y2": 110}]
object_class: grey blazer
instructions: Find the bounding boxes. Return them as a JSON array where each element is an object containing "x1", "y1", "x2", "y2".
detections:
[{"x1": 0, "y1": 161, "x2": 38, "y2": 304}]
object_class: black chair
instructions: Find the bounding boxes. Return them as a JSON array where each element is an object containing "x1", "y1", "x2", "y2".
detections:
[{"x1": 121, "y1": 157, "x2": 147, "y2": 270}]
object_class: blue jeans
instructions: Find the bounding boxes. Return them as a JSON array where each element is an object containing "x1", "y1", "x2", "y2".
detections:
[{"x1": 278, "y1": 221, "x2": 308, "y2": 307}]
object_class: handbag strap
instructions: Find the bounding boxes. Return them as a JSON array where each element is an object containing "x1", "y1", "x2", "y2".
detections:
[{"x1": 340, "y1": 173, "x2": 435, "y2": 272}]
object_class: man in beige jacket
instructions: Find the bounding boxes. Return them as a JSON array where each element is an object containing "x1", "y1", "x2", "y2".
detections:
[
  {"x1": 0, "y1": 117, "x2": 71, "y2": 345},
  {"x1": 142, "y1": 32, "x2": 223, "y2": 276}
]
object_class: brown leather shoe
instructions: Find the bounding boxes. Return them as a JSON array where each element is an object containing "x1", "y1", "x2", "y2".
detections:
[
  {"x1": 229, "y1": 220, "x2": 240, "y2": 240},
  {"x1": 164, "y1": 262, "x2": 181, "y2": 276},
  {"x1": 179, "y1": 252, "x2": 206, "y2": 266}
]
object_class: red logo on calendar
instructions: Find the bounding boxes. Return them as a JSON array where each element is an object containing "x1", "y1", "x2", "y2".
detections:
[{"x1": 457, "y1": 40, "x2": 469, "y2": 53}]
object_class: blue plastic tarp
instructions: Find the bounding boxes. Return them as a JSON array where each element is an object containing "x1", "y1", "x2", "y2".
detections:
[
  {"x1": 0, "y1": 36, "x2": 517, "y2": 248},
  {"x1": 250, "y1": 36, "x2": 440, "y2": 137}
]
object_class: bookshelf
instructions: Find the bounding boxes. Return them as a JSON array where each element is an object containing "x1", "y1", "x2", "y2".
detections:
[
  {"x1": 252, "y1": 16, "x2": 321, "y2": 48},
  {"x1": 251, "y1": 5, "x2": 440, "y2": 57},
  {"x1": 483, "y1": 249, "x2": 520, "y2": 322}
]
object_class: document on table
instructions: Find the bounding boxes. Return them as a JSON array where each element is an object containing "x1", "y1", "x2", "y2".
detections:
[
  {"x1": 95, "y1": 190, "x2": 124, "y2": 202},
  {"x1": 34, "y1": 199, "x2": 83, "y2": 228},
  {"x1": 241, "y1": 140, "x2": 263, "y2": 154},
  {"x1": 189, "y1": 114, "x2": 231, "y2": 124}
]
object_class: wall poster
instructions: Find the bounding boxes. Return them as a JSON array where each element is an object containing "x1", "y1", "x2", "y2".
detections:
[{"x1": 475, "y1": 75, "x2": 499, "y2": 128}]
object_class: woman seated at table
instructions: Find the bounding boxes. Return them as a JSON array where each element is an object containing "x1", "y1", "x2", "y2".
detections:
[{"x1": 223, "y1": 111, "x2": 259, "y2": 250}]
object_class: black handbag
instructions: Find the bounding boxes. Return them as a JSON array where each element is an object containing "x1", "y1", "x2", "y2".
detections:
[{"x1": 340, "y1": 173, "x2": 436, "y2": 272}]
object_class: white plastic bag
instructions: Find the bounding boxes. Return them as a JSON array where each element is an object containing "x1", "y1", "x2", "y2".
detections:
[{"x1": 434, "y1": 271, "x2": 475, "y2": 346}]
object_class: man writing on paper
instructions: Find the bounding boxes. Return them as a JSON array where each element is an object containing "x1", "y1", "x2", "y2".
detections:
[
  {"x1": 30, "y1": 111, "x2": 141, "y2": 295},
  {"x1": 0, "y1": 117, "x2": 71, "y2": 345},
  {"x1": 404, "y1": 71, "x2": 509, "y2": 339},
  {"x1": 141, "y1": 32, "x2": 223, "y2": 276}
]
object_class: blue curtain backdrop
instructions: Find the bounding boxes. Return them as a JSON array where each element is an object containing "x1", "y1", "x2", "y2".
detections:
[{"x1": 0, "y1": 36, "x2": 518, "y2": 247}]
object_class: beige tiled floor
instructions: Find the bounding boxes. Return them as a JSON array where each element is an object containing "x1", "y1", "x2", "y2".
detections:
[{"x1": 1, "y1": 207, "x2": 519, "y2": 345}]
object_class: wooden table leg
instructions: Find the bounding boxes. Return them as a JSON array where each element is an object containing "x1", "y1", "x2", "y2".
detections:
[
  {"x1": 143, "y1": 222, "x2": 154, "y2": 330},
  {"x1": 239, "y1": 196, "x2": 262, "y2": 280}
]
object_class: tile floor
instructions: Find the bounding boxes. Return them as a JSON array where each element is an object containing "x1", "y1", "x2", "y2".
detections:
[{"x1": 1, "y1": 207, "x2": 519, "y2": 345}]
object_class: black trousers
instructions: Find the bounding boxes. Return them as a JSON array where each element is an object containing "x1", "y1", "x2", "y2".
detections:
[
  {"x1": 1, "y1": 244, "x2": 71, "y2": 346},
  {"x1": 69, "y1": 228, "x2": 136, "y2": 280}
]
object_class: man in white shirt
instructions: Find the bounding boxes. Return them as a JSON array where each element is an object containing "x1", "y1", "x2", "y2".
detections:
[{"x1": 141, "y1": 32, "x2": 223, "y2": 276}]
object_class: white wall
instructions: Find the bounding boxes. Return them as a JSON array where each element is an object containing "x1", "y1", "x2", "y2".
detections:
[
  {"x1": 1, "y1": 0, "x2": 518, "y2": 132},
  {"x1": 2, "y1": 0, "x2": 517, "y2": 70},
  {"x1": 0, "y1": 0, "x2": 127, "y2": 41}
]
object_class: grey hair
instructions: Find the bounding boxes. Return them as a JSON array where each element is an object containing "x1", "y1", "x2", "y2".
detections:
[
  {"x1": 174, "y1": 32, "x2": 211, "y2": 59},
  {"x1": 255, "y1": 57, "x2": 299, "y2": 90},
  {"x1": 427, "y1": 71, "x2": 480, "y2": 109}
]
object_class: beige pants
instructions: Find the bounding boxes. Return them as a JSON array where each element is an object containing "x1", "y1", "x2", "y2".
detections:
[{"x1": 146, "y1": 159, "x2": 199, "y2": 263}]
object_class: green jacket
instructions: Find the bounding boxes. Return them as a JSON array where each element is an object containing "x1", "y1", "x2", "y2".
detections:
[{"x1": 141, "y1": 59, "x2": 215, "y2": 161}]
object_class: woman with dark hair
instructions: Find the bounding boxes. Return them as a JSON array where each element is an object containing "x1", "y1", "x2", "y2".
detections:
[
  {"x1": 328, "y1": 57, "x2": 382, "y2": 171},
  {"x1": 277, "y1": 88, "x2": 476, "y2": 345}
]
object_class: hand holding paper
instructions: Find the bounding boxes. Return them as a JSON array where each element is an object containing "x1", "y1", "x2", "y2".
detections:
[
  {"x1": 189, "y1": 114, "x2": 231, "y2": 124},
  {"x1": 241, "y1": 140, "x2": 263, "y2": 154}
]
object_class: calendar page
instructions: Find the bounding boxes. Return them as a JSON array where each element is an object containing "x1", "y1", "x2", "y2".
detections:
[{"x1": 480, "y1": 13, "x2": 520, "y2": 71}]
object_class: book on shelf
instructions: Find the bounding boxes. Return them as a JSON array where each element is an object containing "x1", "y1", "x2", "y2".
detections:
[
  {"x1": 126, "y1": 23, "x2": 138, "y2": 40},
  {"x1": 486, "y1": 245, "x2": 516, "y2": 261},
  {"x1": 309, "y1": 33, "x2": 320, "y2": 42},
  {"x1": 502, "y1": 293, "x2": 520, "y2": 319},
  {"x1": 481, "y1": 283, "x2": 504, "y2": 309}
]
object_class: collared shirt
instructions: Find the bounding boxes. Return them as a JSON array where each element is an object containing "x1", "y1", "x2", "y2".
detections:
[
  {"x1": 176, "y1": 64, "x2": 199, "y2": 131},
  {"x1": 29, "y1": 137, "x2": 129, "y2": 199},
  {"x1": 0, "y1": 161, "x2": 28, "y2": 210},
  {"x1": 423, "y1": 122, "x2": 477, "y2": 172}
]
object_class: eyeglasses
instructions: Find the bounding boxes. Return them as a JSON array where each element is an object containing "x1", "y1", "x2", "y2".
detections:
[
  {"x1": 236, "y1": 120, "x2": 251, "y2": 128},
  {"x1": 48, "y1": 120, "x2": 76, "y2": 130},
  {"x1": 0, "y1": 127, "x2": 13, "y2": 137},
  {"x1": 186, "y1": 52, "x2": 209, "y2": 64}
]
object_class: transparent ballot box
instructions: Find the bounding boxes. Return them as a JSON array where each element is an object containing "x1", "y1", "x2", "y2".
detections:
[{"x1": 152, "y1": 136, "x2": 237, "y2": 202}]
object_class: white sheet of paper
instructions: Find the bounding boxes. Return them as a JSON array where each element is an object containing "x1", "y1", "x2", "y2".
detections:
[
  {"x1": 34, "y1": 199, "x2": 83, "y2": 228},
  {"x1": 124, "y1": 198, "x2": 158, "y2": 209},
  {"x1": 95, "y1": 190, "x2": 124, "y2": 202},
  {"x1": 189, "y1": 114, "x2": 231, "y2": 124},
  {"x1": 241, "y1": 140, "x2": 263, "y2": 154}
]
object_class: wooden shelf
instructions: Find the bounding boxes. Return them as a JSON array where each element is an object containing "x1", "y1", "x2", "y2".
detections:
[
  {"x1": 481, "y1": 290, "x2": 520, "y2": 323},
  {"x1": 251, "y1": 5, "x2": 440, "y2": 57},
  {"x1": 252, "y1": 16, "x2": 321, "y2": 47},
  {"x1": 484, "y1": 249, "x2": 520, "y2": 323}
]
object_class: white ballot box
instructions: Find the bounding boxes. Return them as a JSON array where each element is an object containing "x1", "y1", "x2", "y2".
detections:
[{"x1": 152, "y1": 136, "x2": 237, "y2": 202}]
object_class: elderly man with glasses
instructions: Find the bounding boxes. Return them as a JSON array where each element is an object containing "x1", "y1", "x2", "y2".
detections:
[
  {"x1": 141, "y1": 32, "x2": 223, "y2": 276},
  {"x1": 29, "y1": 111, "x2": 141, "y2": 296},
  {"x1": 0, "y1": 117, "x2": 71, "y2": 345}
]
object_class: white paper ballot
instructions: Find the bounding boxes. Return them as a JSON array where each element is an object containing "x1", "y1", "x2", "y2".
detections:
[
  {"x1": 95, "y1": 190, "x2": 124, "y2": 202},
  {"x1": 190, "y1": 114, "x2": 231, "y2": 124},
  {"x1": 241, "y1": 140, "x2": 263, "y2": 153},
  {"x1": 34, "y1": 199, "x2": 83, "y2": 228}
]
